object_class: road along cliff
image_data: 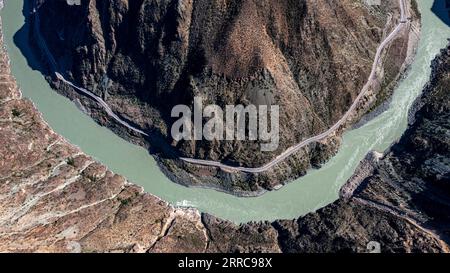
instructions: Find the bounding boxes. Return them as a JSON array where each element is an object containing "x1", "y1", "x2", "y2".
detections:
[{"x1": 31, "y1": 0, "x2": 421, "y2": 194}]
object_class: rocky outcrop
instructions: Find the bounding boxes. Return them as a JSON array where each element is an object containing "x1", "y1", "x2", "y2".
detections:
[{"x1": 30, "y1": 0, "x2": 421, "y2": 194}]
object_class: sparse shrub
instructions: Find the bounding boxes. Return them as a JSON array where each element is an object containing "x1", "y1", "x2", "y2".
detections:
[{"x1": 11, "y1": 108, "x2": 21, "y2": 117}]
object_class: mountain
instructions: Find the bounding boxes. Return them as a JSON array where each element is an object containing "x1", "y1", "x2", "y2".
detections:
[{"x1": 31, "y1": 0, "x2": 420, "y2": 194}]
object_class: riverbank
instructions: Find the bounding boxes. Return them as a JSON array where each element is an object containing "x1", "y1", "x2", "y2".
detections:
[{"x1": 351, "y1": 15, "x2": 422, "y2": 130}]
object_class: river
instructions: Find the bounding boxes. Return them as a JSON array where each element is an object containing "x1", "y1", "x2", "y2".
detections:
[{"x1": 1, "y1": 0, "x2": 449, "y2": 223}]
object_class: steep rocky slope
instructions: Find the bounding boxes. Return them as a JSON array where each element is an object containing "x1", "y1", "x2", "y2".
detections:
[
  {"x1": 2, "y1": 7, "x2": 450, "y2": 251},
  {"x1": 30, "y1": 0, "x2": 420, "y2": 194}
]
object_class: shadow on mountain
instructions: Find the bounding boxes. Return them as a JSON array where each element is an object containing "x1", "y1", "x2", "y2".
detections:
[
  {"x1": 432, "y1": 0, "x2": 450, "y2": 26},
  {"x1": 13, "y1": 0, "x2": 51, "y2": 77}
]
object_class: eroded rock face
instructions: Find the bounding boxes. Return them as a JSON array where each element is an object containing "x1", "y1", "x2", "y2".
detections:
[{"x1": 32, "y1": 0, "x2": 419, "y2": 193}]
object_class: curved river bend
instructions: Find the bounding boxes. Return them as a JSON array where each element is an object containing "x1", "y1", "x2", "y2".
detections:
[{"x1": 1, "y1": 0, "x2": 449, "y2": 223}]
